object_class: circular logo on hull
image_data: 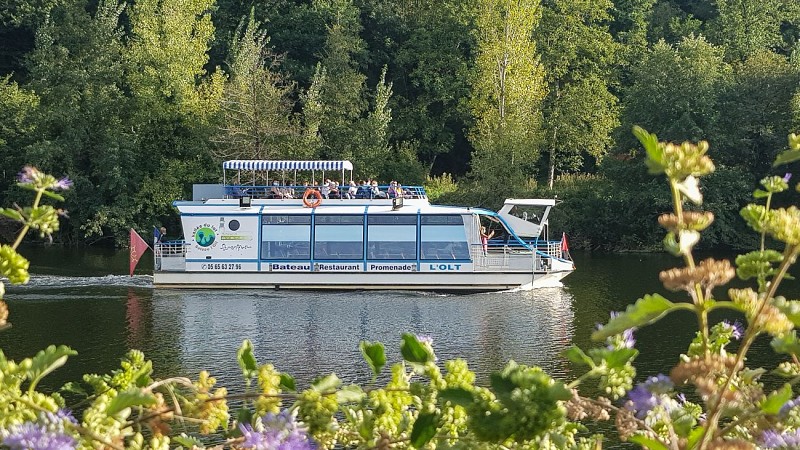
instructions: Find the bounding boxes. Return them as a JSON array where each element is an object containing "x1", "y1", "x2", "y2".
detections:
[{"x1": 194, "y1": 226, "x2": 217, "y2": 247}]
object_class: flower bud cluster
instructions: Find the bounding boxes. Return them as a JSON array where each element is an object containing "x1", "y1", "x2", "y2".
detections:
[
  {"x1": 651, "y1": 140, "x2": 715, "y2": 180},
  {"x1": 670, "y1": 355, "x2": 740, "y2": 402},
  {"x1": 0, "y1": 245, "x2": 30, "y2": 285},
  {"x1": 729, "y1": 288, "x2": 794, "y2": 336},
  {"x1": 658, "y1": 211, "x2": 715, "y2": 232},
  {"x1": 659, "y1": 258, "x2": 734, "y2": 300},
  {"x1": 564, "y1": 389, "x2": 611, "y2": 422}
]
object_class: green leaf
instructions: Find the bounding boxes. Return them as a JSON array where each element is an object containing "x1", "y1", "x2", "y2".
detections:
[
  {"x1": 400, "y1": 333, "x2": 434, "y2": 364},
  {"x1": 172, "y1": 434, "x2": 204, "y2": 449},
  {"x1": 687, "y1": 426, "x2": 706, "y2": 448},
  {"x1": 237, "y1": 339, "x2": 258, "y2": 380},
  {"x1": 771, "y1": 332, "x2": 800, "y2": 356},
  {"x1": 761, "y1": 384, "x2": 794, "y2": 415},
  {"x1": 548, "y1": 381, "x2": 573, "y2": 401},
  {"x1": 106, "y1": 388, "x2": 157, "y2": 415},
  {"x1": 629, "y1": 435, "x2": 669, "y2": 450},
  {"x1": 40, "y1": 190, "x2": 64, "y2": 201},
  {"x1": 337, "y1": 384, "x2": 365, "y2": 403},
  {"x1": 312, "y1": 373, "x2": 341, "y2": 392},
  {"x1": 409, "y1": 412, "x2": 439, "y2": 448},
  {"x1": 60, "y1": 382, "x2": 87, "y2": 397},
  {"x1": 27, "y1": 345, "x2": 77, "y2": 392},
  {"x1": 753, "y1": 189, "x2": 771, "y2": 199},
  {"x1": 236, "y1": 407, "x2": 253, "y2": 428},
  {"x1": 0, "y1": 208, "x2": 23, "y2": 221},
  {"x1": 439, "y1": 387, "x2": 473, "y2": 407},
  {"x1": 591, "y1": 294, "x2": 678, "y2": 341},
  {"x1": 360, "y1": 341, "x2": 386, "y2": 378},
  {"x1": 279, "y1": 373, "x2": 296, "y2": 392},
  {"x1": 774, "y1": 149, "x2": 800, "y2": 167},
  {"x1": 562, "y1": 345, "x2": 594, "y2": 367},
  {"x1": 603, "y1": 348, "x2": 639, "y2": 368},
  {"x1": 633, "y1": 126, "x2": 664, "y2": 175}
]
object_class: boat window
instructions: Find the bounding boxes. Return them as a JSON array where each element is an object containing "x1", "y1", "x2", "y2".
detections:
[
  {"x1": 261, "y1": 223, "x2": 311, "y2": 260},
  {"x1": 368, "y1": 215, "x2": 417, "y2": 225},
  {"x1": 367, "y1": 224, "x2": 416, "y2": 260},
  {"x1": 315, "y1": 215, "x2": 364, "y2": 224},
  {"x1": 421, "y1": 215, "x2": 464, "y2": 225},
  {"x1": 420, "y1": 218, "x2": 469, "y2": 260},
  {"x1": 314, "y1": 223, "x2": 364, "y2": 260},
  {"x1": 262, "y1": 215, "x2": 311, "y2": 225}
]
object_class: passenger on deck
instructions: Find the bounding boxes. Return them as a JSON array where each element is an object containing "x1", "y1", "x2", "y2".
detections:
[
  {"x1": 270, "y1": 181, "x2": 286, "y2": 199},
  {"x1": 480, "y1": 226, "x2": 495, "y2": 254},
  {"x1": 328, "y1": 180, "x2": 340, "y2": 199},
  {"x1": 346, "y1": 180, "x2": 358, "y2": 199},
  {"x1": 371, "y1": 180, "x2": 387, "y2": 198},
  {"x1": 356, "y1": 181, "x2": 370, "y2": 199},
  {"x1": 388, "y1": 181, "x2": 399, "y2": 198},
  {"x1": 321, "y1": 179, "x2": 331, "y2": 199}
]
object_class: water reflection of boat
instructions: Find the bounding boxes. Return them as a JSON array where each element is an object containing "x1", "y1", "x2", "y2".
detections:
[
  {"x1": 148, "y1": 289, "x2": 576, "y2": 384},
  {"x1": 154, "y1": 160, "x2": 574, "y2": 291}
]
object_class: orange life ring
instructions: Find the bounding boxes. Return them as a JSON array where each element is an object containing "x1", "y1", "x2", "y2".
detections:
[{"x1": 302, "y1": 188, "x2": 322, "y2": 208}]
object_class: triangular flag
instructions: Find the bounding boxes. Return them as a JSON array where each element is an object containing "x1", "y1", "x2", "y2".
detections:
[
  {"x1": 561, "y1": 232, "x2": 569, "y2": 254},
  {"x1": 130, "y1": 229, "x2": 151, "y2": 276}
]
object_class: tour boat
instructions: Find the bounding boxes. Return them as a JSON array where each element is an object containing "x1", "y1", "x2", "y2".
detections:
[{"x1": 153, "y1": 160, "x2": 574, "y2": 291}]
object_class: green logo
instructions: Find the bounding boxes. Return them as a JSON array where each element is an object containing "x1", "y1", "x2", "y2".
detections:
[{"x1": 194, "y1": 227, "x2": 216, "y2": 247}]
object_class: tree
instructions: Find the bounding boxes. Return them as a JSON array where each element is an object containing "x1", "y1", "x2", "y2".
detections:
[
  {"x1": 212, "y1": 12, "x2": 304, "y2": 162},
  {"x1": 0, "y1": 76, "x2": 38, "y2": 192},
  {"x1": 618, "y1": 36, "x2": 730, "y2": 151},
  {"x1": 23, "y1": 0, "x2": 134, "y2": 242},
  {"x1": 707, "y1": 0, "x2": 789, "y2": 62},
  {"x1": 537, "y1": 0, "x2": 620, "y2": 188},
  {"x1": 468, "y1": 0, "x2": 546, "y2": 194}
]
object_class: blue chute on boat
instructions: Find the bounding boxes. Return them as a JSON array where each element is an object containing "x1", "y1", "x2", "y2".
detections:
[{"x1": 223, "y1": 160, "x2": 354, "y2": 171}]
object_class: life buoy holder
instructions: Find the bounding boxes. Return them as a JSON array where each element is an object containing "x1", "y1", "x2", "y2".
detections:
[{"x1": 302, "y1": 189, "x2": 322, "y2": 208}]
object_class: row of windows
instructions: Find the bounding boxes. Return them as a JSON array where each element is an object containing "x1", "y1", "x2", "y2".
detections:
[
  {"x1": 261, "y1": 214, "x2": 463, "y2": 226},
  {"x1": 260, "y1": 241, "x2": 470, "y2": 260},
  {"x1": 259, "y1": 214, "x2": 470, "y2": 261}
]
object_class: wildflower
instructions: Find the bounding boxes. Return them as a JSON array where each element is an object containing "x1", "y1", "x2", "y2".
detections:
[
  {"x1": 760, "y1": 429, "x2": 800, "y2": 449},
  {"x1": 780, "y1": 396, "x2": 800, "y2": 417},
  {"x1": 1, "y1": 410, "x2": 77, "y2": 450},
  {"x1": 721, "y1": 320, "x2": 743, "y2": 340},
  {"x1": 239, "y1": 409, "x2": 315, "y2": 450},
  {"x1": 416, "y1": 335, "x2": 433, "y2": 345},
  {"x1": 600, "y1": 312, "x2": 636, "y2": 350},
  {"x1": 52, "y1": 177, "x2": 73, "y2": 190},
  {"x1": 784, "y1": 173, "x2": 793, "y2": 183},
  {"x1": 17, "y1": 166, "x2": 37, "y2": 184},
  {"x1": 625, "y1": 374, "x2": 673, "y2": 418}
]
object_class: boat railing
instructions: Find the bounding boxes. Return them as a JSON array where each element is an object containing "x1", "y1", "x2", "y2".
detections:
[
  {"x1": 223, "y1": 184, "x2": 428, "y2": 200},
  {"x1": 472, "y1": 240, "x2": 567, "y2": 272},
  {"x1": 154, "y1": 241, "x2": 188, "y2": 272}
]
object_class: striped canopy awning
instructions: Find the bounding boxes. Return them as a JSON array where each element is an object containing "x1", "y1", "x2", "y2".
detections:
[{"x1": 223, "y1": 160, "x2": 354, "y2": 171}]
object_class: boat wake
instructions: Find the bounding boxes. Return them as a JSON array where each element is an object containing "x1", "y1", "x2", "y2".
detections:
[{"x1": 13, "y1": 274, "x2": 154, "y2": 289}]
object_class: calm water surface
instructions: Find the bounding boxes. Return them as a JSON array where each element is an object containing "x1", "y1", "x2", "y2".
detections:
[{"x1": 0, "y1": 248, "x2": 794, "y2": 422}]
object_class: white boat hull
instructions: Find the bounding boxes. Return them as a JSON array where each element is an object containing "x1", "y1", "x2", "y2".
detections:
[{"x1": 153, "y1": 270, "x2": 572, "y2": 291}]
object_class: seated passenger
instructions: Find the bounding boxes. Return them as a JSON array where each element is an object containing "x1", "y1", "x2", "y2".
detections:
[
  {"x1": 346, "y1": 180, "x2": 358, "y2": 199},
  {"x1": 328, "y1": 180, "x2": 340, "y2": 199},
  {"x1": 320, "y1": 179, "x2": 331, "y2": 199},
  {"x1": 387, "y1": 181, "x2": 399, "y2": 198},
  {"x1": 356, "y1": 181, "x2": 370, "y2": 199},
  {"x1": 269, "y1": 181, "x2": 285, "y2": 199},
  {"x1": 371, "y1": 180, "x2": 387, "y2": 199}
]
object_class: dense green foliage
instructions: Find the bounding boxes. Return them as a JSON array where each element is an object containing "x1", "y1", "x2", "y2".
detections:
[{"x1": 1, "y1": 0, "x2": 799, "y2": 248}]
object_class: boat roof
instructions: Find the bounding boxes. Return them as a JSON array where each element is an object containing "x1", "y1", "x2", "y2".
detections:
[
  {"x1": 174, "y1": 198, "x2": 497, "y2": 216},
  {"x1": 223, "y1": 160, "x2": 353, "y2": 171}
]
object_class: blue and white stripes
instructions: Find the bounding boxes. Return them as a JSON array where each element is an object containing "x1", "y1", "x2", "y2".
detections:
[{"x1": 223, "y1": 160, "x2": 354, "y2": 171}]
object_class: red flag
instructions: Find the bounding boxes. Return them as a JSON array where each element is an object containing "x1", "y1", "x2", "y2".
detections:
[
  {"x1": 561, "y1": 232, "x2": 569, "y2": 254},
  {"x1": 130, "y1": 229, "x2": 151, "y2": 276}
]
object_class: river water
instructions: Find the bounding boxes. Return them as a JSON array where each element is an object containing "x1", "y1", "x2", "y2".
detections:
[{"x1": 0, "y1": 247, "x2": 792, "y2": 427}]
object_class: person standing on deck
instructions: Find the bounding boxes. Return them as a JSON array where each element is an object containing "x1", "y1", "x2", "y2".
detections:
[{"x1": 480, "y1": 226, "x2": 494, "y2": 254}]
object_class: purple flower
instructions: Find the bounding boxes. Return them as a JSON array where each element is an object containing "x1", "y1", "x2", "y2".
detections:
[
  {"x1": 1, "y1": 423, "x2": 76, "y2": 450},
  {"x1": 721, "y1": 320, "x2": 743, "y2": 340},
  {"x1": 599, "y1": 312, "x2": 636, "y2": 350},
  {"x1": 416, "y1": 335, "x2": 433, "y2": 345},
  {"x1": 760, "y1": 429, "x2": 800, "y2": 449},
  {"x1": 17, "y1": 166, "x2": 37, "y2": 184},
  {"x1": 780, "y1": 396, "x2": 800, "y2": 417},
  {"x1": 239, "y1": 410, "x2": 315, "y2": 450},
  {"x1": 52, "y1": 177, "x2": 73, "y2": 190},
  {"x1": 784, "y1": 173, "x2": 793, "y2": 183},
  {"x1": 626, "y1": 374, "x2": 673, "y2": 418}
]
